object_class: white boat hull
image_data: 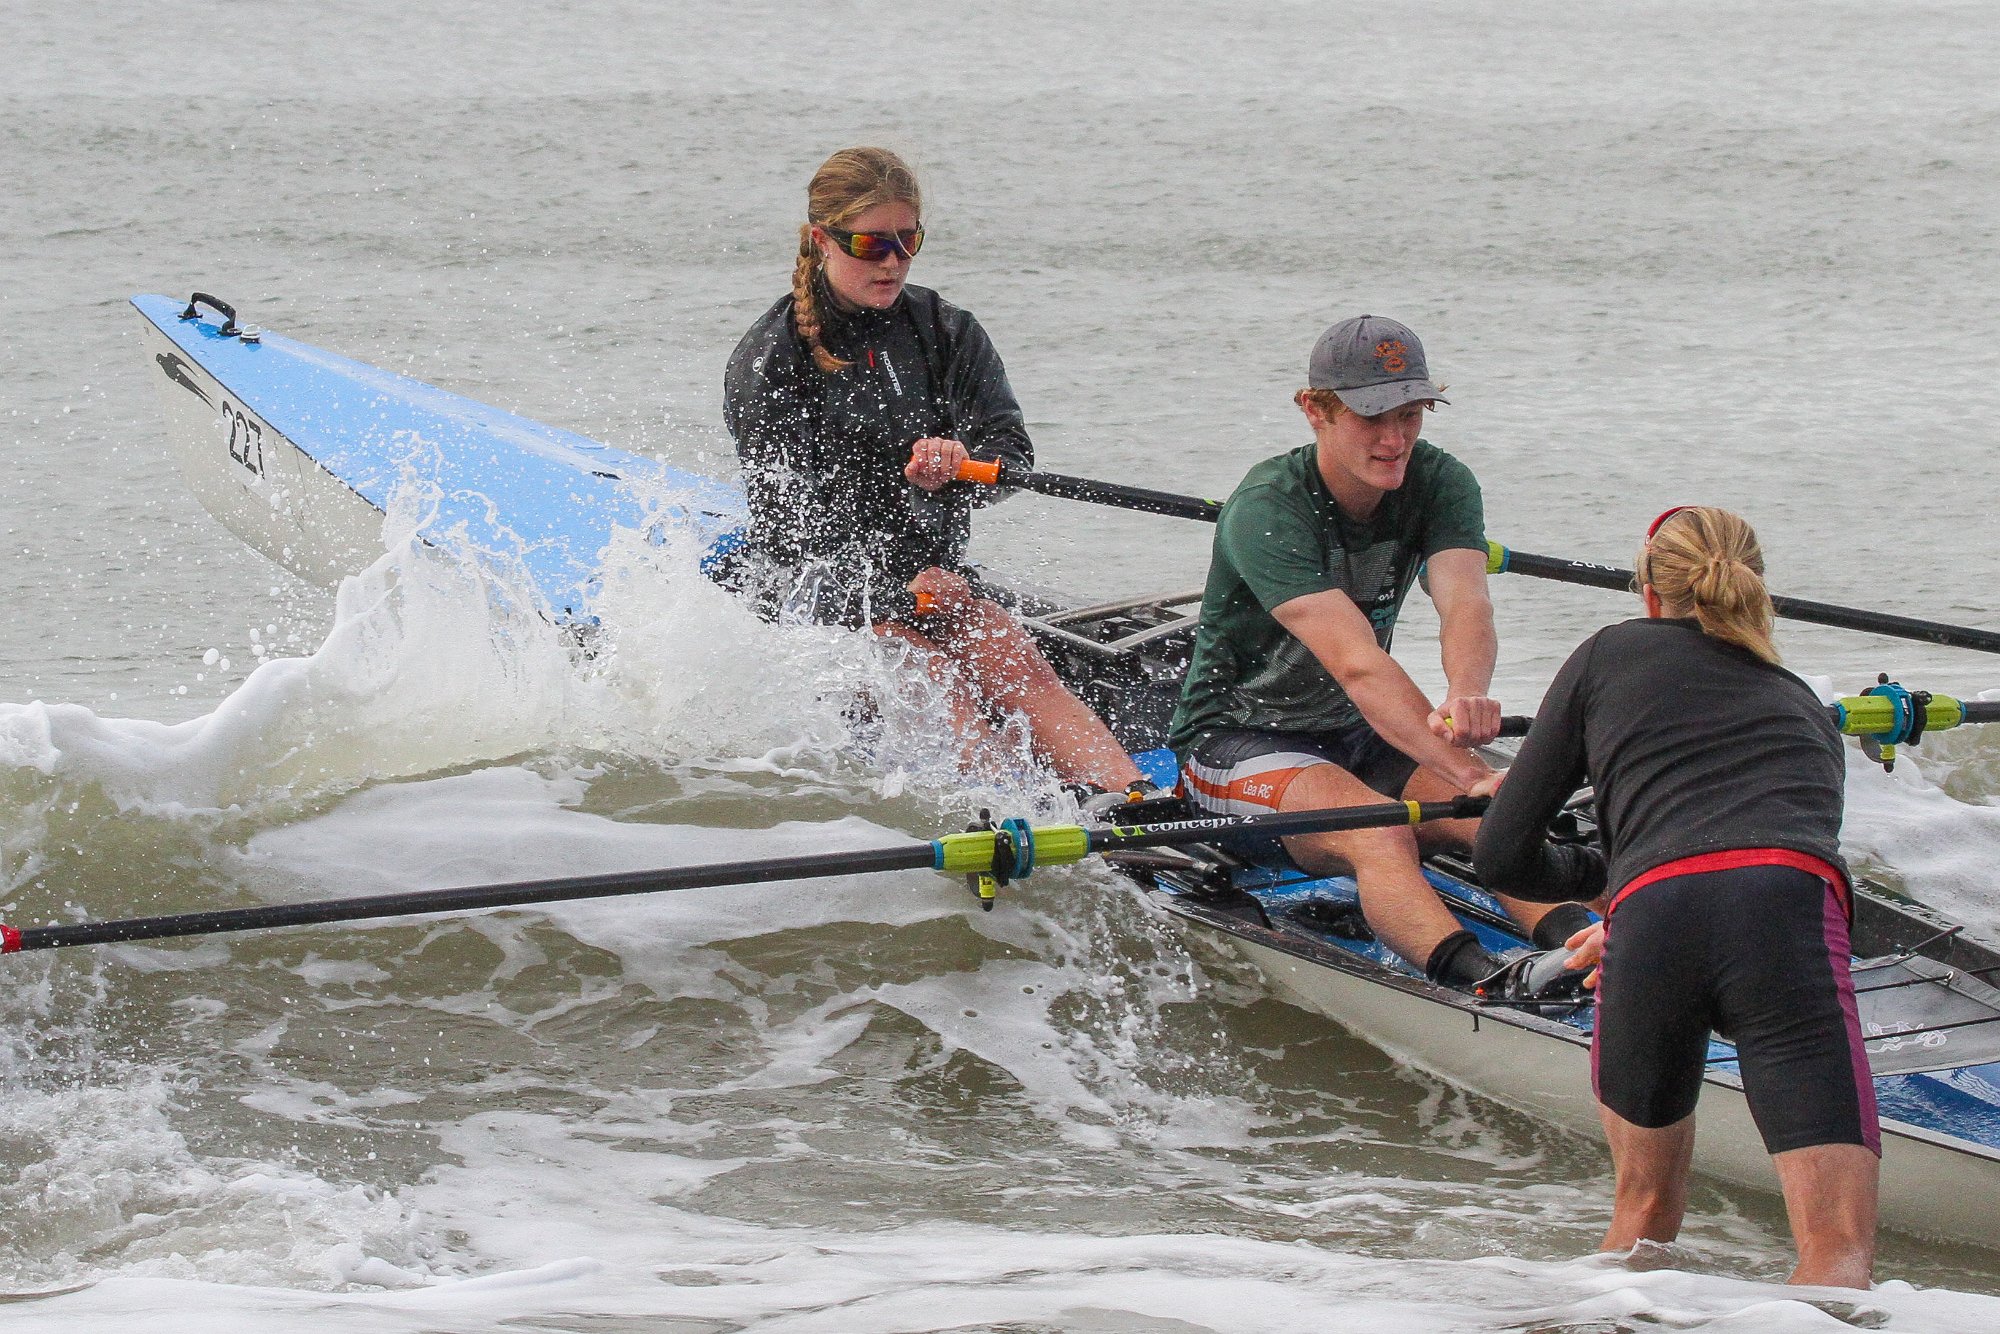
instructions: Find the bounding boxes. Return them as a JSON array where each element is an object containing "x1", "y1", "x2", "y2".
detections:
[
  {"x1": 139, "y1": 319, "x2": 388, "y2": 584},
  {"x1": 1208, "y1": 919, "x2": 2000, "y2": 1249}
]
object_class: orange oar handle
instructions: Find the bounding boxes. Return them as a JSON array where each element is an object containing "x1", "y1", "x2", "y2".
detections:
[{"x1": 955, "y1": 458, "x2": 1004, "y2": 486}]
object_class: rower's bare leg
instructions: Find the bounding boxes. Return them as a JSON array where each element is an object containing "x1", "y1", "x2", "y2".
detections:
[
  {"x1": 1277, "y1": 762, "x2": 1460, "y2": 969},
  {"x1": 1771, "y1": 1143, "x2": 1877, "y2": 1288},
  {"x1": 1403, "y1": 765, "x2": 1486, "y2": 853},
  {"x1": 872, "y1": 623, "x2": 1009, "y2": 769},
  {"x1": 1598, "y1": 1104, "x2": 1695, "y2": 1251},
  {"x1": 1402, "y1": 767, "x2": 1559, "y2": 939},
  {"x1": 940, "y1": 599, "x2": 1142, "y2": 791}
]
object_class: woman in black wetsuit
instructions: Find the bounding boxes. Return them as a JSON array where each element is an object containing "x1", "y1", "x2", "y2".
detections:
[
  {"x1": 722, "y1": 147, "x2": 1148, "y2": 798},
  {"x1": 1472, "y1": 506, "x2": 1878, "y2": 1288}
]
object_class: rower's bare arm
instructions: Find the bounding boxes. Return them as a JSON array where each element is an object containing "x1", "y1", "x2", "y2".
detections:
[
  {"x1": 1271, "y1": 590, "x2": 1489, "y2": 791},
  {"x1": 1423, "y1": 547, "x2": 1501, "y2": 746}
]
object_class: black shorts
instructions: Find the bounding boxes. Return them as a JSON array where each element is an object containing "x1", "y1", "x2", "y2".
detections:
[
  {"x1": 1593, "y1": 862, "x2": 1880, "y2": 1156},
  {"x1": 1179, "y1": 724, "x2": 1419, "y2": 816}
]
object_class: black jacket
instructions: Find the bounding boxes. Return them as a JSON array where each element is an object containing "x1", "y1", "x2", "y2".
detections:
[
  {"x1": 721, "y1": 282, "x2": 1033, "y2": 625},
  {"x1": 1474, "y1": 618, "x2": 1848, "y2": 904}
]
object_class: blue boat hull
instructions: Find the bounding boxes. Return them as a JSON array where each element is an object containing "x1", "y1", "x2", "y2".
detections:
[{"x1": 131, "y1": 293, "x2": 743, "y2": 619}]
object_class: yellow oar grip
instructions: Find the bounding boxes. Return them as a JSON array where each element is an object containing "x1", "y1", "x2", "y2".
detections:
[
  {"x1": 1034, "y1": 826, "x2": 1092, "y2": 866},
  {"x1": 931, "y1": 825, "x2": 1092, "y2": 876},
  {"x1": 1834, "y1": 694, "x2": 1966, "y2": 737},
  {"x1": 935, "y1": 831, "x2": 996, "y2": 875}
]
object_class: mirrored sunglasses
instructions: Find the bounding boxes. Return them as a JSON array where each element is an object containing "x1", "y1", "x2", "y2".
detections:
[{"x1": 823, "y1": 224, "x2": 924, "y2": 263}]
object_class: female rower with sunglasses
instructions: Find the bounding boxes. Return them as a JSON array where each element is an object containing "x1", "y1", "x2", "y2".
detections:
[
  {"x1": 1470, "y1": 506, "x2": 1877, "y2": 1287},
  {"x1": 722, "y1": 146, "x2": 1152, "y2": 802}
]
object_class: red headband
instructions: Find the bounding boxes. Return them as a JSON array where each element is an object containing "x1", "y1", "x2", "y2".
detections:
[
  {"x1": 1637, "y1": 506, "x2": 1695, "y2": 592},
  {"x1": 1646, "y1": 505, "x2": 1693, "y2": 540}
]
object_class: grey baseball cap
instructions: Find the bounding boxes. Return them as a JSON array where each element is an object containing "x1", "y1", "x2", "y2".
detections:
[{"x1": 1307, "y1": 315, "x2": 1449, "y2": 416}]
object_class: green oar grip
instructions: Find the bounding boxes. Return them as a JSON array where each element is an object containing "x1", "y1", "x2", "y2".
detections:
[
  {"x1": 931, "y1": 825, "x2": 1092, "y2": 876},
  {"x1": 1030, "y1": 826, "x2": 1092, "y2": 866},
  {"x1": 1833, "y1": 693, "x2": 1966, "y2": 737}
]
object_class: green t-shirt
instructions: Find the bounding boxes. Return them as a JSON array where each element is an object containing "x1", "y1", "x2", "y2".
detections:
[{"x1": 1167, "y1": 438, "x2": 1486, "y2": 752}]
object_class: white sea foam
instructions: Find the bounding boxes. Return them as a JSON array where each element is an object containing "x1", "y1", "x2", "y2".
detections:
[
  {"x1": 0, "y1": 478, "x2": 1023, "y2": 1300},
  {"x1": 9, "y1": 1201, "x2": 2000, "y2": 1333},
  {"x1": 0, "y1": 465, "x2": 1045, "y2": 889},
  {"x1": 1841, "y1": 759, "x2": 2000, "y2": 938},
  {"x1": 4, "y1": 434, "x2": 1996, "y2": 1323},
  {"x1": 0, "y1": 541, "x2": 569, "y2": 824},
  {"x1": 0, "y1": 1056, "x2": 437, "y2": 1294}
]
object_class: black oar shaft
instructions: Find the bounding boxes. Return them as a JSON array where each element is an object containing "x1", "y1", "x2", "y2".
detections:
[
  {"x1": 1010, "y1": 470, "x2": 1223, "y2": 523},
  {"x1": 8, "y1": 800, "x2": 1494, "y2": 956},
  {"x1": 961, "y1": 459, "x2": 1222, "y2": 523},
  {"x1": 1496, "y1": 547, "x2": 2000, "y2": 656},
  {"x1": 1502, "y1": 700, "x2": 1999, "y2": 741},
  {"x1": 1772, "y1": 595, "x2": 2000, "y2": 656},
  {"x1": 965, "y1": 460, "x2": 2000, "y2": 657},
  {"x1": 1490, "y1": 548, "x2": 1629, "y2": 593},
  {"x1": 5, "y1": 843, "x2": 936, "y2": 954},
  {"x1": 1086, "y1": 796, "x2": 1489, "y2": 852}
]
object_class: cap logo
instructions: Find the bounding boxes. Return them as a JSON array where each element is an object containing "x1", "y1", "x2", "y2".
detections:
[{"x1": 1373, "y1": 340, "x2": 1409, "y2": 375}]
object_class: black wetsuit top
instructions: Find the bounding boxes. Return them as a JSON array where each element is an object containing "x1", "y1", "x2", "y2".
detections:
[
  {"x1": 1473, "y1": 617, "x2": 1847, "y2": 903},
  {"x1": 720, "y1": 281, "x2": 1032, "y2": 626}
]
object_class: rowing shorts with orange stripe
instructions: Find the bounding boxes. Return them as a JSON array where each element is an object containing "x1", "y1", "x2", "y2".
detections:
[{"x1": 1180, "y1": 725, "x2": 1420, "y2": 816}]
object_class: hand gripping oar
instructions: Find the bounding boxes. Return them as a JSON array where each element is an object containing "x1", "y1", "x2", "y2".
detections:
[
  {"x1": 950, "y1": 460, "x2": 2000, "y2": 656},
  {"x1": 0, "y1": 797, "x2": 1489, "y2": 954}
]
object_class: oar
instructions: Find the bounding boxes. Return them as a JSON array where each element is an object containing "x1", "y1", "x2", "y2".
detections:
[
  {"x1": 954, "y1": 461, "x2": 2000, "y2": 657},
  {"x1": 18, "y1": 677, "x2": 1997, "y2": 956},
  {"x1": 955, "y1": 458, "x2": 1223, "y2": 523},
  {"x1": 1497, "y1": 691, "x2": 1997, "y2": 738},
  {"x1": 1486, "y1": 543, "x2": 2000, "y2": 656},
  {"x1": 0, "y1": 796, "x2": 1489, "y2": 955}
]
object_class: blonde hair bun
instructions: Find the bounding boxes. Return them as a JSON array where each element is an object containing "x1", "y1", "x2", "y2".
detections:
[{"x1": 1641, "y1": 507, "x2": 1779, "y2": 664}]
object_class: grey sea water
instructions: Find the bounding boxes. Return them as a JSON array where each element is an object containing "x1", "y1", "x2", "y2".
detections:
[{"x1": 5, "y1": 2, "x2": 2000, "y2": 1329}]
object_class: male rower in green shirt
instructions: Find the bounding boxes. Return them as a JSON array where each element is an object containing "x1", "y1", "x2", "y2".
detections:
[{"x1": 1169, "y1": 315, "x2": 1581, "y2": 988}]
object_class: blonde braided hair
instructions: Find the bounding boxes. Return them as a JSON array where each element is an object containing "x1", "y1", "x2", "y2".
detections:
[{"x1": 792, "y1": 147, "x2": 923, "y2": 373}]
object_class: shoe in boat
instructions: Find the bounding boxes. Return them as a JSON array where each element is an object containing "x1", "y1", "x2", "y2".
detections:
[
  {"x1": 1079, "y1": 779, "x2": 1172, "y2": 822},
  {"x1": 1477, "y1": 948, "x2": 1593, "y2": 1007}
]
